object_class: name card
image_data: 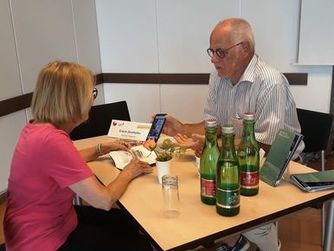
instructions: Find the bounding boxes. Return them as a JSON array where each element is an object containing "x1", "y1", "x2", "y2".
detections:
[{"x1": 107, "y1": 119, "x2": 151, "y2": 141}]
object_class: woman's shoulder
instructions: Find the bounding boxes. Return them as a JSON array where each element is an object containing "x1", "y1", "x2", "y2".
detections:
[{"x1": 24, "y1": 122, "x2": 71, "y2": 149}]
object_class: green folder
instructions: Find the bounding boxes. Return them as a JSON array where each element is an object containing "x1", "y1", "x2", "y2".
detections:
[
  {"x1": 290, "y1": 170, "x2": 334, "y2": 192},
  {"x1": 260, "y1": 129, "x2": 304, "y2": 187}
]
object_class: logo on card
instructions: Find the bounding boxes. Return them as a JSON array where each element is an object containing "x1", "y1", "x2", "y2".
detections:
[{"x1": 113, "y1": 121, "x2": 124, "y2": 126}]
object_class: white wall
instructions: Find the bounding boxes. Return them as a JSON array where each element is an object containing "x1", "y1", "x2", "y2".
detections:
[
  {"x1": 298, "y1": 0, "x2": 334, "y2": 65},
  {"x1": 0, "y1": 0, "x2": 101, "y2": 193},
  {"x1": 96, "y1": 0, "x2": 333, "y2": 124}
]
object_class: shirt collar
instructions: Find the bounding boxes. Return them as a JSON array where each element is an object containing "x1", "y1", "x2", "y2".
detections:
[{"x1": 237, "y1": 54, "x2": 258, "y2": 85}]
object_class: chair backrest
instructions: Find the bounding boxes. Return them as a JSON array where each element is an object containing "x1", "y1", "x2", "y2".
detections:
[
  {"x1": 297, "y1": 108, "x2": 333, "y2": 152},
  {"x1": 70, "y1": 101, "x2": 131, "y2": 140}
]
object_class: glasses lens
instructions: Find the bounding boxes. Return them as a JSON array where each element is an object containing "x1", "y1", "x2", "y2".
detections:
[
  {"x1": 93, "y1": 88, "x2": 98, "y2": 99},
  {"x1": 207, "y1": 48, "x2": 214, "y2": 58},
  {"x1": 207, "y1": 48, "x2": 226, "y2": 58},
  {"x1": 216, "y1": 49, "x2": 225, "y2": 58}
]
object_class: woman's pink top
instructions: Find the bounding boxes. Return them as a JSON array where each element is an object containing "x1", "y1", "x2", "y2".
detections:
[{"x1": 4, "y1": 122, "x2": 93, "y2": 251}]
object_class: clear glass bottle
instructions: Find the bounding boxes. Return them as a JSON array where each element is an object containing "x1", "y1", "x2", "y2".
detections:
[
  {"x1": 238, "y1": 113, "x2": 260, "y2": 196},
  {"x1": 200, "y1": 119, "x2": 220, "y2": 205},
  {"x1": 216, "y1": 125, "x2": 240, "y2": 216}
]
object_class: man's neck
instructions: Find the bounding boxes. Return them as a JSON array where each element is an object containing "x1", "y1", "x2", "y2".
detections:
[{"x1": 231, "y1": 54, "x2": 254, "y2": 85}]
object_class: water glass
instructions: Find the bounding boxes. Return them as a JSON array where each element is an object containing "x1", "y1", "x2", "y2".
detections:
[{"x1": 162, "y1": 175, "x2": 180, "y2": 218}]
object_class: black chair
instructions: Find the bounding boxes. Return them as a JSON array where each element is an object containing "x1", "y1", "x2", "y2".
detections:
[
  {"x1": 70, "y1": 101, "x2": 131, "y2": 140},
  {"x1": 297, "y1": 108, "x2": 333, "y2": 170},
  {"x1": 297, "y1": 108, "x2": 334, "y2": 246}
]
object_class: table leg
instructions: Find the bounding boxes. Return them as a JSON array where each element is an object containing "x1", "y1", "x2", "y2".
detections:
[{"x1": 324, "y1": 200, "x2": 334, "y2": 251}]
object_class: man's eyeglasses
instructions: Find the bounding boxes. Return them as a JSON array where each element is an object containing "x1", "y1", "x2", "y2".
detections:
[
  {"x1": 207, "y1": 42, "x2": 243, "y2": 58},
  {"x1": 92, "y1": 87, "x2": 98, "y2": 99}
]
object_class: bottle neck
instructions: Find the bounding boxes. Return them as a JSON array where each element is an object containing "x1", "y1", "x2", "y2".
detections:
[
  {"x1": 222, "y1": 133, "x2": 236, "y2": 157},
  {"x1": 205, "y1": 127, "x2": 217, "y2": 147},
  {"x1": 241, "y1": 120, "x2": 258, "y2": 148}
]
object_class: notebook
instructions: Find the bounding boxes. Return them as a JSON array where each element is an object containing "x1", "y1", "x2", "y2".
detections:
[
  {"x1": 260, "y1": 129, "x2": 304, "y2": 187},
  {"x1": 290, "y1": 170, "x2": 334, "y2": 192}
]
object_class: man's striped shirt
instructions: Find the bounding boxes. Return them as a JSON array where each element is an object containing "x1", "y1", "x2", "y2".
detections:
[{"x1": 204, "y1": 54, "x2": 303, "y2": 150}]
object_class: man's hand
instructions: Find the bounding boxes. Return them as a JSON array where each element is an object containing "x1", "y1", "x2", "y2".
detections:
[
  {"x1": 174, "y1": 133, "x2": 205, "y2": 157},
  {"x1": 162, "y1": 116, "x2": 184, "y2": 136}
]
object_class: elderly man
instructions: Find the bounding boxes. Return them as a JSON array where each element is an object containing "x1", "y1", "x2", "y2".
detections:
[{"x1": 163, "y1": 18, "x2": 303, "y2": 251}]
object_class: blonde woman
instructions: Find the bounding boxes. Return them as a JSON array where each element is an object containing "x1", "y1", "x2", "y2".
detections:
[{"x1": 4, "y1": 61, "x2": 153, "y2": 251}]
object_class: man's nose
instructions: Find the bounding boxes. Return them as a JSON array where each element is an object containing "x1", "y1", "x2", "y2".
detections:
[{"x1": 211, "y1": 53, "x2": 220, "y2": 64}]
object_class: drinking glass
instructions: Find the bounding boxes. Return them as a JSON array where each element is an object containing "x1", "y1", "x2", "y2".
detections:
[{"x1": 162, "y1": 175, "x2": 180, "y2": 218}]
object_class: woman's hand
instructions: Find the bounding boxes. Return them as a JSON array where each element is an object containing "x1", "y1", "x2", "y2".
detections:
[
  {"x1": 122, "y1": 159, "x2": 153, "y2": 179},
  {"x1": 100, "y1": 140, "x2": 131, "y2": 155},
  {"x1": 80, "y1": 140, "x2": 131, "y2": 162}
]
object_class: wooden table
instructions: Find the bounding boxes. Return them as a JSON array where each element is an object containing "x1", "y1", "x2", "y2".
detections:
[{"x1": 74, "y1": 136, "x2": 334, "y2": 251}]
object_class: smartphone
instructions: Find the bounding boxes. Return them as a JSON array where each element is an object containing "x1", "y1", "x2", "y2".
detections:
[{"x1": 146, "y1": 113, "x2": 167, "y2": 142}]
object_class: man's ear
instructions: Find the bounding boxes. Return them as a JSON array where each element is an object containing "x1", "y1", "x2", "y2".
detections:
[
  {"x1": 241, "y1": 41, "x2": 253, "y2": 58},
  {"x1": 241, "y1": 41, "x2": 250, "y2": 52}
]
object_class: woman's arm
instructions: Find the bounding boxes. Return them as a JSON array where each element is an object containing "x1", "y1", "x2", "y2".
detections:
[
  {"x1": 79, "y1": 141, "x2": 131, "y2": 162},
  {"x1": 69, "y1": 159, "x2": 152, "y2": 210}
]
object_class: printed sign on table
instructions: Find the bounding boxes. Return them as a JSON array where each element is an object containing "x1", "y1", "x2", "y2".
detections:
[{"x1": 107, "y1": 119, "x2": 151, "y2": 142}]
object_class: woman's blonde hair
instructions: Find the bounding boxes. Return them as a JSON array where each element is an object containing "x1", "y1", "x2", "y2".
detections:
[{"x1": 31, "y1": 61, "x2": 95, "y2": 127}]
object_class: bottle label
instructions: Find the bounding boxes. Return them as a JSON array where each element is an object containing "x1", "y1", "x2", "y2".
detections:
[
  {"x1": 216, "y1": 187, "x2": 240, "y2": 209},
  {"x1": 240, "y1": 171, "x2": 259, "y2": 188},
  {"x1": 201, "y1": 178, "x2": 216, "y2": 198}
]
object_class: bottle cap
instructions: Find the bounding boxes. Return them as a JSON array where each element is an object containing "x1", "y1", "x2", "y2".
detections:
[
  {"x1": 205, "y1": 119, "x2": 217, "y2": 128},
  {"x1": 243, "y1": 112, "x2": 254, "y2": 121},
  {"x1": 222, "y1": 124, "x2": 234, "y2": 134}
]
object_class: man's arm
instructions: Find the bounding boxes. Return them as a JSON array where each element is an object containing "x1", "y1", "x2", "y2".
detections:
[
  {"x1": 163, "y1": 115, "x2": 205, "y2": 137},
  {"x1": 257, "y1": 141, "x2": 271, "y2": 153},
  {"x1": 182, "y1": 122, "x2": 206, "y2": 137}
]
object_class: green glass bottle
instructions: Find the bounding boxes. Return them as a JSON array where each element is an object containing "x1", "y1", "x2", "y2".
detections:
[
  {"x1": 200, "y1": 119, "x2": 220, "y2": 205},
  {"x1": 238, "y1": 113, "x2": 260, "y2": 196},
  {"x1": 216, "y1": 125, "x2": 240, "y2": 216}
]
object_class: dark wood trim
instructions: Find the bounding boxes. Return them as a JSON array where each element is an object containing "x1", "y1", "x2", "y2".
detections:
[
  {"x1": 284, "y1": 73, "x2": 308, "y2": 86},
  {"x1": 0, "y1": 72, "x2": 308, "y2": 118},
  {"x1": 0, "y1": 93, "x2": 32, "y2": 117},
  {"x1": 0, "y1": 81, "x2": 103, "y2": 118},
  {"x1": 95, "y1": 73, "x2": 104, "y2": 85},
  {"x1": 99, "y1": 73, "x2": 210, "y2": 84},
  {"x1": 100, "y1": 72, "x2": 308, "y2": 85}
]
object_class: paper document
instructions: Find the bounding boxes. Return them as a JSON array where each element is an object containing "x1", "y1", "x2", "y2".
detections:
[{"x1": 109, "y1": 145, "x2": 157, "y2": 170}]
